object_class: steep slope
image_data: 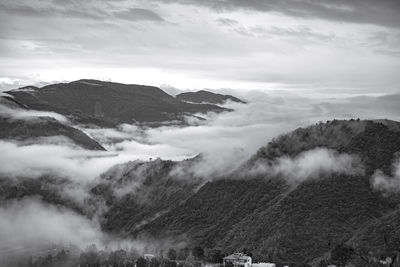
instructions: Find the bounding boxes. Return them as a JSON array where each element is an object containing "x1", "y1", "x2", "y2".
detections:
[
  {"x1": 218, "y1": 174, "x2": 395, "y2": 263},
  {"x1": 0, "y1": 116, "x2": 105, "y2": 150},
  {"x1": 0, "y1": 176, "x2": 85, "y2": 214},
  {"x1": 136, "y1": 177, "x2": 287, "y2": 248},
  {"x1": 5, "y1": 80, "x2": 229, "y2": 127},
  {"x1": 176, "y1": 90, "x2": 246, "y2": 104},
  {"x1": 90, "y1": 157, "x2": 206, "y2": 234},
  {"x1": 130, "y1": 119, "x2": 400, "y2": 265},
  {"x1": 348, "y1": 209, "x2": 400, "y2": 260}
]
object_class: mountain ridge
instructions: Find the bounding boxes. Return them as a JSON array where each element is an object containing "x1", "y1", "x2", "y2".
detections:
[
  {"x1": 176, "y1": 90, "x2": 246, "y2": 104},
  {"x1": 105, "y1": 119, "x2": 400, "y2": 265},
  {"x1": 4, "y1": 80, "x2": 232, "y2": 127}
]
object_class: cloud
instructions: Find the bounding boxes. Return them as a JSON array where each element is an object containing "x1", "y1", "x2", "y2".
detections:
[
  {"x1": 0, "y1": 197, "x2": 183, "y2": 255},
  {"x1": 1, "y1": 0, "x2": 399, "y2": 91},
  {"x1": 0, "y1": 1, "x2": 164, "y2": 22},
  {"x1": 115, "y1": 8, "x2": 164, "y2": 21},
  {"x1": 216, "y1": 17, "x2": 239, "y2": 26},
  {"x1": 249, "y1": 148, "x2": 364, "y2": 184},
  {"x1": 234, "y1": 25, "x2": 335, "y2": 43},
  {"x1": 77, "y1": 90, "x2": 400, "y2": 179},
  {"x1": 0, "y1": 88, "x2": 399, "y2": 255},
  {"x1": 0, "y1": 1, "x2": 106, "y2": 20},
  {"x1": 0, "y1": 198, "x2": 102, "y2": 250},
  {"x1": 0, "y1": 140, "x2": 117, "y2": 181},
  {"x1": 2, "y1": 90, "x2": 400, "y2": 185},
  {"x1": 155, "y1": 0, "x2": 400, "y2": 28},
  {"x1": 315, "y1": 93, "x2": 400, "y2": 120},
  {"x1": 371, "y1": 158, "x2": 400, "y2": 193},
  {"x1": 0, "y1": 101, "x2": 69, "y2": 123}
]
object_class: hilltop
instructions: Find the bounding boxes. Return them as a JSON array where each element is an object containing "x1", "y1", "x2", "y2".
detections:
[
  {"x1": 104, "y1": 119, "x2": 400, "y2": 265},
  {"x1": 176, "y1": 90, "x2": 246, "y2": 105},
  {"x1": 2, "y1": 117, "x2": 400, "y2": 266},
  {"x1": 4, "y1": 80, "x2": 231, "y2": 127}
]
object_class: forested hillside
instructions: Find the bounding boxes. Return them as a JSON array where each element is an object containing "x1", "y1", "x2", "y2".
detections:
[{"x1": 117, "y1": 119, "x2": 400, "y2": 265}]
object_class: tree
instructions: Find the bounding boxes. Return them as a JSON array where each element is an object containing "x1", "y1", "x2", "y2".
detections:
[
  {"x1": 109, "y1": 249, "x2": 127, "y2": 267},
  {"x1": 206, "y1": 249, "x2": 223, "y2": 263},
  {"x1": 192, "y1": 246, "x2": 204, "y2": 261},
  {"x1": 242, "y1": 248, "x2": 252, "y2": 257},
  {"x1": 137, "y1": 257, "x2": 148, "y2": 267},
  {"x1": 164, "y1": 260, "x2": 178, "y2": 267},
  {"x1": 167, "y1": 248, "x2": 178, "y2": 261},
  {"x1": 178, "y1": 247, "x2": 190, "y2": 261},
  {"x1": 331, "y1": 244, "x2": 354, "y2": 266},
  {"x1": 150, "y1": 257, "x2": 161, "y2": 267},
  {"x1": 384, "y1": 233, "x2": 400, "y2": 267}
]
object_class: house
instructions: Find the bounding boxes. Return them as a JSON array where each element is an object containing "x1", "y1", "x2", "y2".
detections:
[
  {"x1": 144, "y1": 254, "x2": 155, "y2": 261},
  {"x1": 223, "y1": 253, "x2": 252, "y2": 267},
  {"x1": 204, "y1": 263, "x2": 222, "y2": 267},
  {"x1": 252, "y1": 263, "x2": 276, "y2": 267}
]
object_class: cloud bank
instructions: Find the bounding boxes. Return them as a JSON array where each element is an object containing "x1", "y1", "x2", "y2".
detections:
[
  {"x1": 0, "y1": 198, "x2": 101, "y2": 250},
  {"x1": 0, "y1": 90, "x2": 399, "y2": 252},
  {"x1": 1, "y1": 0, "x2": 400, "y2": 92},
  {"x1": 249, "y1": 148, "x2": 364, "y2": 184},
  {"x1": 372, "y1": 158, "x2": 400, "y2": 193}
]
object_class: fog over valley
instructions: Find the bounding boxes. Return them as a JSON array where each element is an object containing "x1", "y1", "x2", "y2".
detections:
[{"x1": 1, "y1": 0, "x2": 400, "y2": 266}]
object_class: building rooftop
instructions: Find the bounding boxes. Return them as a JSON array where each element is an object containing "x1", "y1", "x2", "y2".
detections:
[{"x1": 223, "y1": 253, "x2": 251, "y2": 260}]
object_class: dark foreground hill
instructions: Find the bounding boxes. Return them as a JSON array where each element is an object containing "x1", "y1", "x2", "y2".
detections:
[
  {"x1": 176, "y1": 90, "x2": 246, "y2": 104},
  {"x1": 97, "y1": 119, "x2": 400, "y2": 266},
  {"x1": 3, "y1": 119, "x2": 400, "y2": 266},
  {"x1": 5, "y1": 80, "x2": 230, "y2": 127}
]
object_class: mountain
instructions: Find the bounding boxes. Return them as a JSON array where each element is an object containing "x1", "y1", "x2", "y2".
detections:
[
  {"x1": 0, "y1": 116, "x2": 105, "y2": 151},
  {"x1": 105, "y1": 119, "x2": 400, "y2": 265},
  {"x1": 3, "y1": 117, "x2": 400, "y2": 265},
  {"x1": 90, "y1": 156, "x2": 206, "y2": 234},
  {"x1": 4, "y1": 80, "x2": 230, "y2": 127},
  {"x1": 176, "y1": 90, "x2": 246, "y2": 104}
]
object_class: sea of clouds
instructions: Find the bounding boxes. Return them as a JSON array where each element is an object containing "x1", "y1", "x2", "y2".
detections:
[{"x1": 1, "y1": 88, "x2": 400, "y2": 254}]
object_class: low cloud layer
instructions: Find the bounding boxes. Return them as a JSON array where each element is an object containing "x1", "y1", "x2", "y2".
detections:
[
  {"x1": 0, "y1": 98, "x2": 69, "y2": 123},
  {"x1": 0, "y1": 198, "x2": 183, "y2": 256},
  {"x1": 250, "y1": 148, "x2": 364, "y2": 184},
  {"x1": 0, "y1": 90, "x2": 399, "y2": 252},
  {"x1": 0, "y1": 198, "x2": 101, "y2": 250},
  {"x1": 0, "y1": 141, "x2": 115, "y2": 181},
  {"x1": 372, "y1": 159, "x2": 400, "y2": 193}
]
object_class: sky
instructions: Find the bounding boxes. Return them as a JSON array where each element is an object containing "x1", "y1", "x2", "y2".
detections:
[{"x1": 1, "y1": 0, "x2": 400, "y2": 95}]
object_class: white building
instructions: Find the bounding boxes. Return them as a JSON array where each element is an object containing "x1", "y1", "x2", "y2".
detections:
[
  {"x1": 252, "y1": 263, "x2": 276, "y2": 267},
  {"x1": 223, "y1": 253, "x2": 252, "y2": 267},
  {"x1": 144, "y1": 254, "x2": 155, "y2": 261}
]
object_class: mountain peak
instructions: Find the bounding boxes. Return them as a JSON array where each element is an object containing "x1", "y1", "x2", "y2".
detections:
[{"x1": 176, "y1": 90, "x2": 246, "y2": 104}]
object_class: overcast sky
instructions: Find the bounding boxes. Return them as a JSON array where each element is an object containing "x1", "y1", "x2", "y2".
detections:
[{"x1": 1, "y1": 0, "x2": 400, "y2": 95}]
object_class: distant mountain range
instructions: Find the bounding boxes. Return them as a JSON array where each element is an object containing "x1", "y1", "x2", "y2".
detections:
[
  {"x1": 176, "y1": 90, "x2": 246, "y2": 104},
  {"x1": 0, "y1": 79, "x2": 247, "y2": 151},
  {"x1": 4, "y1": 80, "x2": 239, "y2": 127}
]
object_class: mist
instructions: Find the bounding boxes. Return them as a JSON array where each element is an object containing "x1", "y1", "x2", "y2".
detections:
[
  {"x1": 0, "y1": 198, "x2": 102, "y2": 250},
  {"x1": 1, "y1": 89, "x2": 400, "y2": 257},
  {"x1": 372, "y1": 158, "x2": 400, "y2": 193},
  {"x1": 0, "y1": 198, "x2": 186, "y2": 258},
  {"x1": 249, "y1": 148, "x2": 364, "y2": 185}
]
